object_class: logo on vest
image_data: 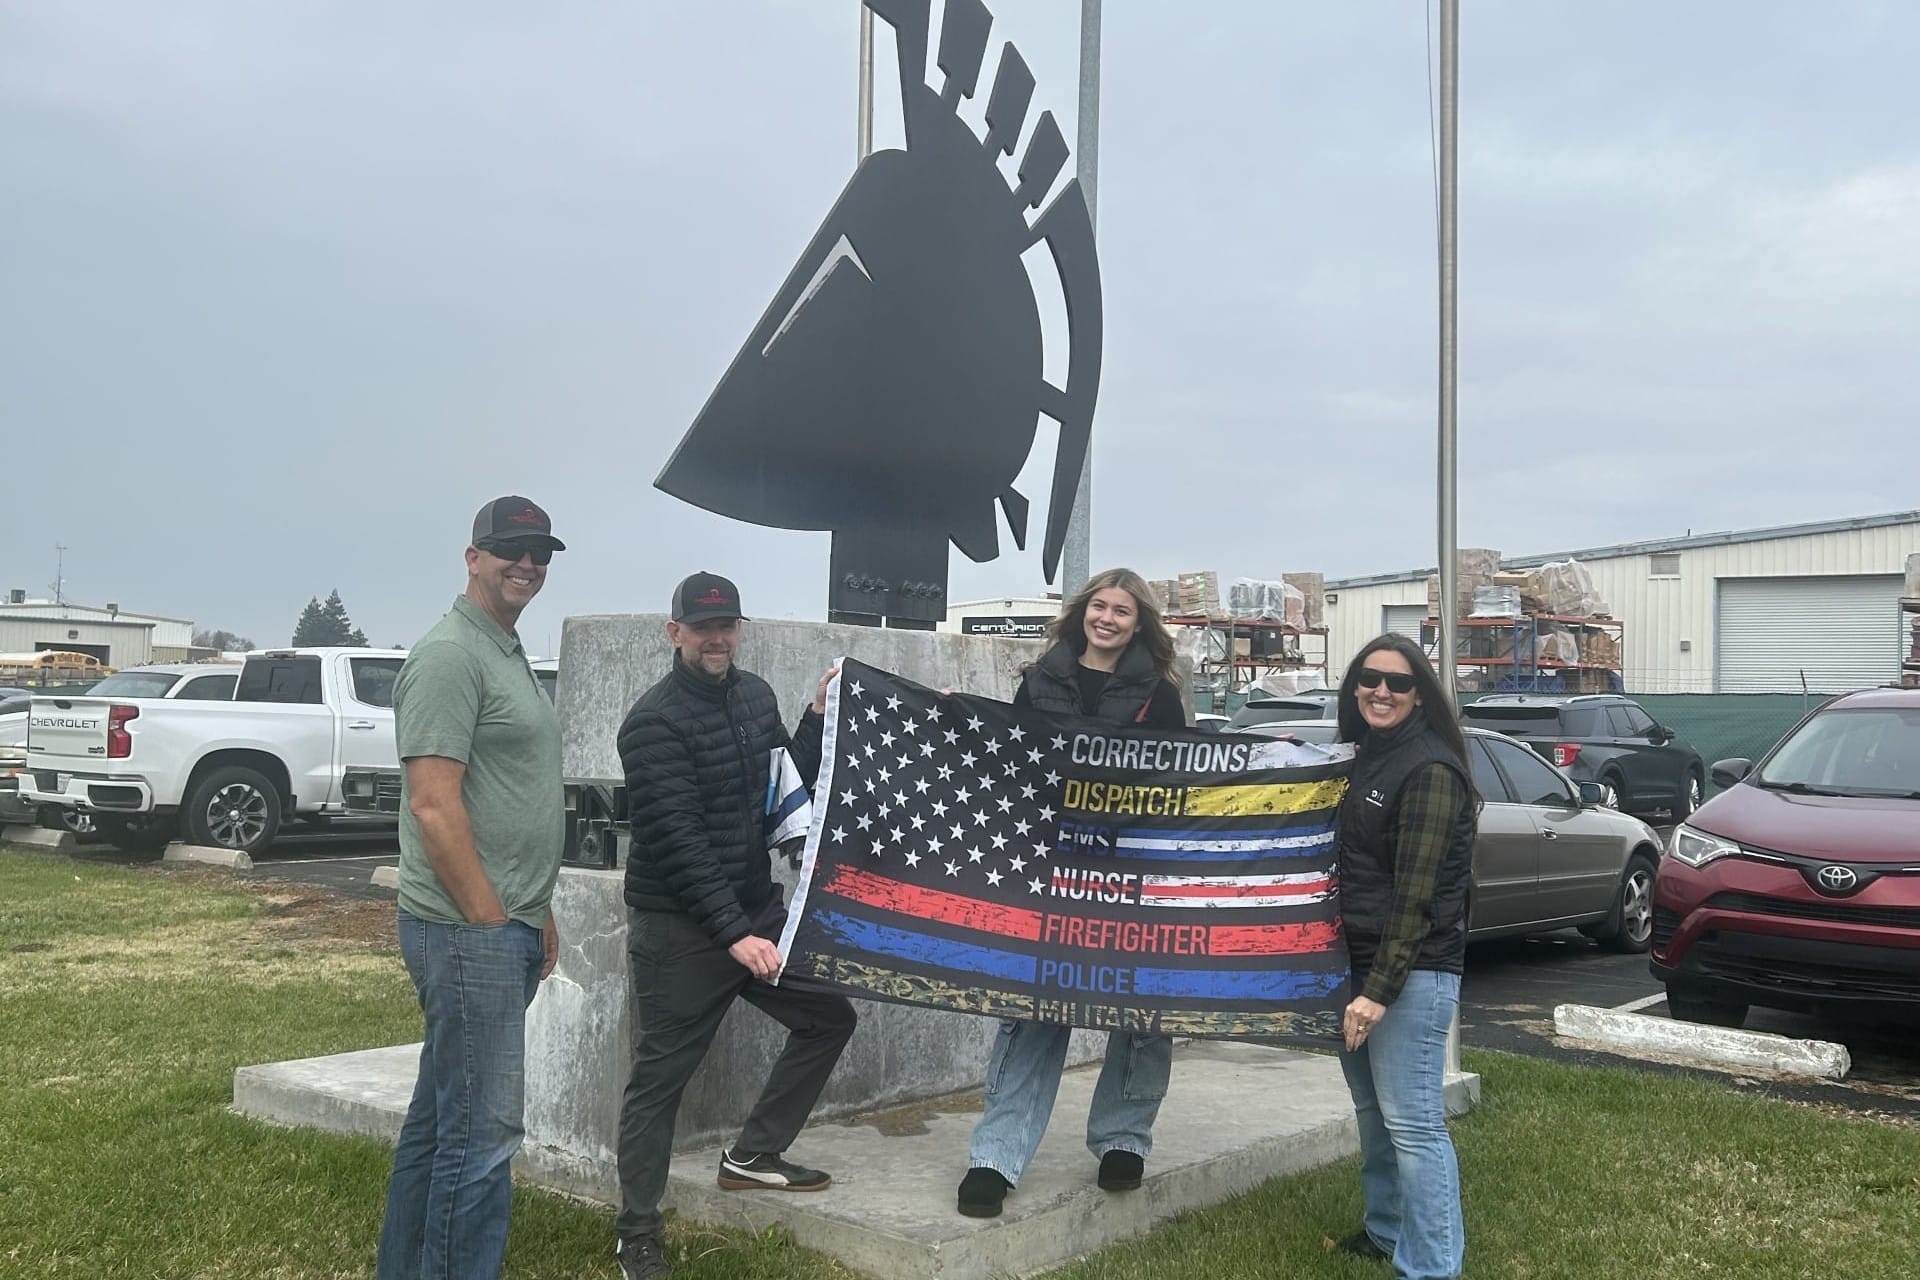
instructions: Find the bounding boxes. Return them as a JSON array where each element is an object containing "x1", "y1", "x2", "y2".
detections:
[{"x1": 1364, "y1": 787, "x2": 1387, "y2": 808}]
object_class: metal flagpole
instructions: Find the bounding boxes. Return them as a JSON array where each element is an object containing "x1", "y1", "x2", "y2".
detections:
[
  {"x1": 857, "y1": 3, "x2": 874, "y2": 163},
  {"x1": 1061, "y1": 0, "x2": 1100, "y2": 598},
  {"x1": 1437, "y1": 0, "x2": 1459, "y2": 708},
  {"x1": 1437, "y1": 0, "x2": 1466, "y2": 1091}
]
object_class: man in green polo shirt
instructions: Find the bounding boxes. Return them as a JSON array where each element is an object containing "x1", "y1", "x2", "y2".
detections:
[{"x1": 376, "y1": 495, "x2": 567, "y2": 1280}]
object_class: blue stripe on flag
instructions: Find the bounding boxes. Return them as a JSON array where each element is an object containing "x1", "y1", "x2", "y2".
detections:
[
  {"x1": 1128, "y1": 966, "x2": 1347, "y2": 1001},
  {"x1": 812, "y1": 910, "x2": 1038, "y2": 984},
  {"x1": 1103, "y1": 824, "x2": 1335, "y2": 861}
]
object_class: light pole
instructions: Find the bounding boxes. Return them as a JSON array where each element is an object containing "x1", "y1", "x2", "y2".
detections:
[
  {"x1": 1437, "y1": 0, "x2": 1459, "y2": 708},
  {"x1": 857, "y1": 3, "x2": 874, "y2": 164},
  {"x1": 1061, "y1": 0, "x2": 1100, "y2": 598}
]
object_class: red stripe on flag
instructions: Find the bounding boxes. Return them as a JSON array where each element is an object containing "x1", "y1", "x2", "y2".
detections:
[
  {"x1": 821, "y1": 865, "x2": 1044, "y2": 940},
  {"x1": 1207, "y1": 920, "x2": 1342, "y2": 956}
]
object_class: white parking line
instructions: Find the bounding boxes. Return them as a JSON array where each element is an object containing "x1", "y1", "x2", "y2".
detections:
[{"x1": 1610, "y1": 992, "x2": 1668, "y2": 1014}]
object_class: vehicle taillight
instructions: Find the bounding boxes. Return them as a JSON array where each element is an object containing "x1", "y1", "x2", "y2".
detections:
[
  {"x1": 107, "y1": 705, "x2": 139, "y2": 759},
  {"x1": 1552, "y1": 743, "x2": 1581, "y2": 768}
]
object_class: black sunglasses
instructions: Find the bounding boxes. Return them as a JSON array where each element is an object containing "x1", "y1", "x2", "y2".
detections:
[
  {"x1": 1356, "y1": 668, "x2": 1417, "y2": 695},
  {"x1": 479, "y1": 540, "x2": 553, "y2": 566}
]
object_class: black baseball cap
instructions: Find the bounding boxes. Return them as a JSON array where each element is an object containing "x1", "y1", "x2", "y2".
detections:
[
  {"x1": 472, "y1": 496, "x2": 566, "y2": 551},
  {"x1": 672, "y1": 572, "x2": 746, "y2": 624}
]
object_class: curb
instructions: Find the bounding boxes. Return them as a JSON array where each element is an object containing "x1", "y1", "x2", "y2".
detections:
[
  {"x1": 1553, "y1": 1003, "x2": 1850, "y2": 1080},
  {"x1": 1, "y1": 825, "x2": 77, "y2": 851},
  {"x1": 164, "y1": 844, "x2": 255, "y2": 872}
]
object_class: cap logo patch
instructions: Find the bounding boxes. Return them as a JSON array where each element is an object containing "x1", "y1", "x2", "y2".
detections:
[
  {"x1": 509, "y1": 507, "x2": 544, "y2": 526},
  {"x1": 697, "y1": 589, "x2": 730, "y2": 605}
]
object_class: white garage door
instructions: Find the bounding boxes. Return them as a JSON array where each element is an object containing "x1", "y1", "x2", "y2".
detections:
[
  {"x1": 1383, "y1": 604, "x2": 1428, "y2": 640},
  {"x1": 1716, "y1": 575, "x2": 1904, "y2": 693}
]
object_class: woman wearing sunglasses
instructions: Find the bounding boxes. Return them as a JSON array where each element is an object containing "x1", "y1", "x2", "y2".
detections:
[
  {"x1": 1330, "y1": 634, "x2": 1477, "y2": 1279},
  {"x1": 956, "y1": 567, "x2": 1188, "y2": 1219}
]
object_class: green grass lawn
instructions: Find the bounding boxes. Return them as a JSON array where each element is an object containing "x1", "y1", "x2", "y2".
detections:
[{"x1": 2, "y1": 847, "x2": 1916, "y2": 1279}]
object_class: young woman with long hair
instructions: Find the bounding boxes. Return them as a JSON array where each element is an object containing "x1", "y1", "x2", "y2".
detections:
[{"x1": 956, "y1": 567, "x2": 1186, "y2": 1217}]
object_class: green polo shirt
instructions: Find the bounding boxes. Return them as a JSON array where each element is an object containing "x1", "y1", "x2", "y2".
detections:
[{"x1": 394, "y1": 594, "x2": 563, "y2": 928}]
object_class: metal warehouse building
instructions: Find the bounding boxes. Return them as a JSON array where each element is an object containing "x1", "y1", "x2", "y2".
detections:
[
  {"x1": 0, "y1": 593, "x2": 198, "y2": 669},
  {"x1": 1324, "y1": 510, "x2": 1920, "y2": 695}
]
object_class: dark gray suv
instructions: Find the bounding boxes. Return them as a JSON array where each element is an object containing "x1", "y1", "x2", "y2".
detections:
[{"x1": 1461, "y1": 694, "x2": 1706, "y2": 819}]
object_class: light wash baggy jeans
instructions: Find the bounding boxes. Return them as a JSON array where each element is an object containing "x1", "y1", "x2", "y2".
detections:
[
  {"x1": 966, "y1": 1020, "x2": 1173, "y2": 1185},
  {"x1": 375, "y1": 913, "x2": 544, "y2": 1280},
  {"x1": 1338, "y1": 968, "x2": 1465, "y2": 1280}
]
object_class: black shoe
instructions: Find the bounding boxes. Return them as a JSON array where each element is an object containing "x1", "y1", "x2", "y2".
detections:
[
  {"x1": 618, "y1": 1236, "x2": 671, "y2": 1280},
  {"x1": 1096, "y1": 1150, "x2": 1144, "y2": 1191},
  {"x1": 957, "y1": 1166, "x2": 1012, "y2": 1218},
  {"x1": 1331, "y1": 1229, "x2": 1390, "y2": 1260},
  {"x1": 717, "y1": 1146, "x2": 832, "y2": 1192}
]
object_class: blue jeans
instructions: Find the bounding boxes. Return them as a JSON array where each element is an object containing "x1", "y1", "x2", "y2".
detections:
[
  {"x1": 375, "y1": 913, "x2": 544, "y2": 1280},
  {"x1": 966, "y1": 1021, "x2": 1172, "y2": 1185},
  {"x1": 1338, "y1": 969, "x2": 1465, "y2": 1280}
]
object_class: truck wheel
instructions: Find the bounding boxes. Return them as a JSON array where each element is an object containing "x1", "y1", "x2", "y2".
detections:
[
  {"x1": 39, "y1": 806, "x2": 96, "y2": 837},
  {"x1": 98, "y1": 814, "x2": 176, "y2": 855},
  {"x1": 183, "y1": 767, "x2": 281, "y2": 856}
]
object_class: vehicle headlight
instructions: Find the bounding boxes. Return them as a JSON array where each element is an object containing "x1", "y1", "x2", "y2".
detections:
[{"x1": 1668, "y1": 823, "x2": 1741, "y2": 869}]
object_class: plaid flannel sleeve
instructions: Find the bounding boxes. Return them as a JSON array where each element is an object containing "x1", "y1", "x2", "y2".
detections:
[{"x1": 1361, "y1": 762, "x2": 1467, "y2": 1006}]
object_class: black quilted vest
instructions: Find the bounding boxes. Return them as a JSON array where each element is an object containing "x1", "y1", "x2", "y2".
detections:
[
  {"x1": 1021, "y1": 638, "x2": 1159, "y2": 723},
  {"x1": 1335, "y1": 709, "x2": 1477, "y2": 986}
]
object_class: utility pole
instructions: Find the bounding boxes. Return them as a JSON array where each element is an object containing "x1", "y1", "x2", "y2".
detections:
[
  {"x1": 1061, "y1": 0, "x2": 1100, "y2": 598},
  {"x1": 857, "y1": 3, "x2": 874, "y2": 164},
  {"x1": 51, "y1": 543, "x2": 67, "y2": 607}
]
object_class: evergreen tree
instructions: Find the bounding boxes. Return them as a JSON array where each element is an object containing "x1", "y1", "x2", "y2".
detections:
[{"x1": 291, "y1": 590, "x2": 368, "y2": 647}]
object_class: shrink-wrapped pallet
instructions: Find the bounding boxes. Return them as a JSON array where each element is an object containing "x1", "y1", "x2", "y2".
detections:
[
  {"x1": 1175, "y1": 570, "x2": 1224, "y2": 619},
  {"x1": 1470, "y1": 585, "x2": 1522, "y2": 617},
  {"x1": 1539, "y1": 625, "x2": 1581, "y2": 666},
  {"x1": 1525, "y1": 559, "x2": 1607, "y2": 617},
  {"x1": 1283, "y1": 572, "x2": 1326, "y2": 628},
  {"x1": 1427, "y1": 548, "x2": 1504, "y2": 619},
  {"x1": 1906, "y1": 552, "x2": 1920, "y2": 598},
  {"x1": 1228, "y1": 578, "x2": 1304, "y2": 623}
]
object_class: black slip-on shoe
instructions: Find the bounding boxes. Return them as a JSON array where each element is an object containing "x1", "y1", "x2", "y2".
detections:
[
  {"x1": 957, "y1": 1166, "x2": 1012, "y2": 1218},
  {"x1": 1096, "y1": 1150, "x2": 1144, "y2": 1191},
  {"x1": 717, "y1": 1147, "x2": 832, "y2": 1192}
]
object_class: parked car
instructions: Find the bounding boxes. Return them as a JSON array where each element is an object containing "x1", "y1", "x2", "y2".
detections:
[
  {"x1": 1228, "y1": 689, "x2": 1339, "y2": 730},
  {"x1": 18, "y1": 650, "x2": 397, "y2": 855},
  {"x1": 1192, "y1": 712, "x2": 1231, "y2": 733},
  {"x1": 1649, "y1": 686, "x2": 1920, "y2": 1028},
  {"x1": 1460, "y1": 693, "x2": 1705, "y2": 819},
  {"x1": 1240, "y1": 720, "x2": 1665, "y2": 950}
]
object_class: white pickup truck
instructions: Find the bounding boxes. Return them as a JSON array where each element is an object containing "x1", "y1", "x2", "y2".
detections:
[{"x1": 20, "y1": 648, "x2": 406, "y2": 855}]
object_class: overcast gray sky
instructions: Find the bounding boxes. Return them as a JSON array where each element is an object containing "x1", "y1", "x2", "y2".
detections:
[{"x1": 3, "y1": 2, "x2": 1915, "y2": 651}]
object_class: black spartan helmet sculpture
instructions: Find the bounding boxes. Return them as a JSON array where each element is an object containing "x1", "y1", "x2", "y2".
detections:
[{"x1": 655, "y1": 0, "x2": 1101, "y2": 627}]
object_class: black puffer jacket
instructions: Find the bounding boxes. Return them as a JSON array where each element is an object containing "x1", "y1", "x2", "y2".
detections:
[
  {"x1": 618, "y1": 657, "x2": 823, "y2": 946},
  {"x1": 1018, "y1": 637, "x2": 1185, "y2": 729}
]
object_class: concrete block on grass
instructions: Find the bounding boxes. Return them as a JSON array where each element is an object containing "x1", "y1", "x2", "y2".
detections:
[
  {"x1": 3, "y1": 825, "x2": 77, "y2": 851},
  {"x1": 164, "y1": 844, "x2": 254, "y2": 872},
  {"x1": 1554, "y1": 1003, "x2": 1851, "y2": 1079},
  {"x1": 370, "y1": 865, "x2": 400, "y2": 890}
]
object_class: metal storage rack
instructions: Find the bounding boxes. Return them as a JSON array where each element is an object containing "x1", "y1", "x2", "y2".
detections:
[
  {"x1": 1901, "y1": 598, "x2": 1920, "y2": 690},
  {"x1": 1420, "y1": 614, "x2": 1624, "y2": 694},
  {"x1": 1166, "y1": 616, "x2": 1331, "y2": 714}
]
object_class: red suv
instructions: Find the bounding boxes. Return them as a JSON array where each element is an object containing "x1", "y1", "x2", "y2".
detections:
[{"x1": 1650, "y1": 686, "x2": 1920, "y2": 1027}]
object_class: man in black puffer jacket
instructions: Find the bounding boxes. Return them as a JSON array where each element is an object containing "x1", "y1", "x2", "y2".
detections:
[{"x1": 611, "y1": 573, "x2": 855, "y2": 1280}]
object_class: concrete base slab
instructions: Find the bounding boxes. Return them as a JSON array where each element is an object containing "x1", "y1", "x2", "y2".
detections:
[
  {"x1": 2, "y1": 824, "x2": 76, "y2": 851},
  {"x1": 1554, "y1": 1002, "x2": 1851, "y2": 1080},
  {"x1": 164, "y1": 843, "x2": 254, "y2": 871},
  {"x1": 238, "y1": 1039, "x2": 1447, "y2": 1278},
  {"x1": 370, "y1": 865, "x2": 399, "y2": 890}
]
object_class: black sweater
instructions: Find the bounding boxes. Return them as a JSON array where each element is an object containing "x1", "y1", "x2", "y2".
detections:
[{"x1": 617, "y1": 657, "x2": 823, "y2": 945}]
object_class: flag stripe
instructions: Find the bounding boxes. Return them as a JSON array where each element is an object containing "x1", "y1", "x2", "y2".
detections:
[
  {"x1": 812, "y1": 909, "x2": 1038, "y2": 983},
  {"x1": 1104, "y1": 827, "x2": 1334, "y2": 859},
  {"x1": 819, "y1": 865, "x2": 1341, "y2": 957},
  {"x1": 821, "y1": 866, "x2": 1043, "y2": 940},
  {"x1": 1182, "y1": 778, "x2": 1349, "y2": 818},
  {"x1": 810, "y1": 910, "x2": 1344, "y2": 1001}
]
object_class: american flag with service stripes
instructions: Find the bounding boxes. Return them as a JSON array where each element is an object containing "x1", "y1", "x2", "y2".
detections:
[{"x1": 776, "y1": 659, "x2": 1356, "y2": 1037}]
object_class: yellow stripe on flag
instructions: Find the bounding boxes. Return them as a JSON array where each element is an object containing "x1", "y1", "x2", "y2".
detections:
[{"x1": 1183, "y1": 776, "x2": 1349, "y2": 818}]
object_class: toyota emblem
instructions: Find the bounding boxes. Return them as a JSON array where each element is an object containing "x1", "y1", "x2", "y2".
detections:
[{"x1": 1815, "y1": 864, "x2": 1859, "y2": 893}]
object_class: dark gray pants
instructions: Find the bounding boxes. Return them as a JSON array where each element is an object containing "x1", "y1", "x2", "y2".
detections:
[{"x1": 615, "y1": 907, "x2": 857, "y2": 1245}]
